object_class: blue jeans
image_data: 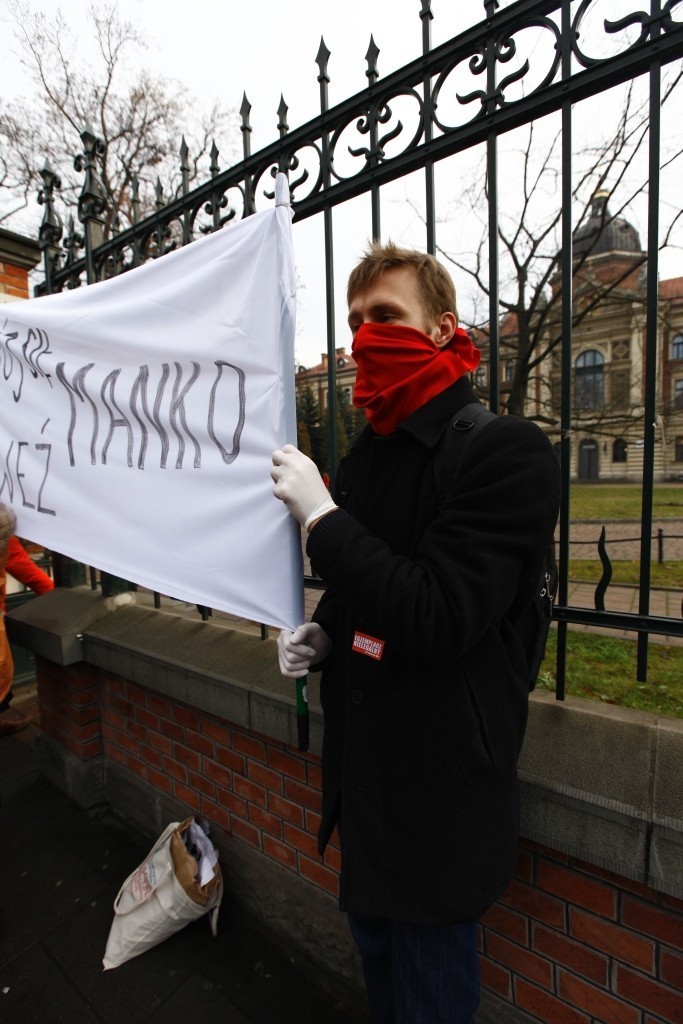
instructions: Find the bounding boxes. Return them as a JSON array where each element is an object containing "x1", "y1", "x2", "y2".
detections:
[{"x1": 348, "y1": 914, "x2": 479, "y2": 1024}]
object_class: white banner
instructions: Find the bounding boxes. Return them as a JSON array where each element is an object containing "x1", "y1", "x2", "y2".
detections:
[{"x1": 0, "y1": 174, "x2": 304, "y2": 630}]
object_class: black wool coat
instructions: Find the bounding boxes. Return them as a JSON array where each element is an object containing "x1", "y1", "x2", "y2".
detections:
[{"x1": 307, "y1": 376, "x2": 561, "y2": 924}]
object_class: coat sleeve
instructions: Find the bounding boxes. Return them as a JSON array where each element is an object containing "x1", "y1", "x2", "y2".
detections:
[
  {"x1": 306, "y1": 417, "x2": 560, "y2": 668},
  {"x1": 6, "y1": 537, "x2": 54, "y2": 596}
]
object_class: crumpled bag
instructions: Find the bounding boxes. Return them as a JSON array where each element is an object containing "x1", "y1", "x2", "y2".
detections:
[{"x1": 103, "y1": 817, "x2": 222, "y2": 970}]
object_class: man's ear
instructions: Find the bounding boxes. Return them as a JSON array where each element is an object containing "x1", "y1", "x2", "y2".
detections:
[{"x1": 431, "y1": 312, "x2": 457, "y2": 349}]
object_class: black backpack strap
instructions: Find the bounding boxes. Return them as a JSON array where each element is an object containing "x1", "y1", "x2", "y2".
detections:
[{"x1": 433, "y1": 402, "x2": 497, "y2": 509}]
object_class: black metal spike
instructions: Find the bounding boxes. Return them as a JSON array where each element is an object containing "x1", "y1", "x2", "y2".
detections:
[{"x1": 366, "y1": 35, "x2": 380, "y2": 84}]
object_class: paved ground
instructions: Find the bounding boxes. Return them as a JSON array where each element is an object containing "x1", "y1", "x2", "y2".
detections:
[{"x1": 0, "y1": 689, "x2": 370, "y2": 1024}]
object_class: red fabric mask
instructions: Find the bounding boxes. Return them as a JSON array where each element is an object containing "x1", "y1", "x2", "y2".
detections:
[{"x1": 352, "y1": 322, "x2": 481, "y2": 435}]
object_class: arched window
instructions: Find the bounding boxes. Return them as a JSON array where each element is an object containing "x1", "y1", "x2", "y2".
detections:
[
  {"x1": 575, "y1": 350, "x2": 605, "y2": 410},
  {"x1": 671, "y1": 334, "x2": 683, "y2": 361},
  {"x1": 612, "y1": 438, "x2": 627, "y2": 463}
]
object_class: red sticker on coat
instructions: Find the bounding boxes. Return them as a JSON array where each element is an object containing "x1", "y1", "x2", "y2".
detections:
[{"x1": 351, "y1": 631, "x2": 385, "y2": 661}]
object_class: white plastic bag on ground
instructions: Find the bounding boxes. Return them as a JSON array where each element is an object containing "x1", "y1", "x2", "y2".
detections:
[{"x1": 103, "y1": 817, "x2": 222, "y2": 970}]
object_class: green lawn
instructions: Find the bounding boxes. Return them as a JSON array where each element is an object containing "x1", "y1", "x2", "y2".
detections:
[
  {"x1": 536, "y1": 630, "x2": 683, "y2": 720},
  {"x1": 569, "y1": 559, "x2": 683, "y2": 588},
  {"x1": 570, "y1": 484, "x2": 683, "y2": 520},
  {"x1": 549, "y1": 485, "x2": 683, "y2": 718}
]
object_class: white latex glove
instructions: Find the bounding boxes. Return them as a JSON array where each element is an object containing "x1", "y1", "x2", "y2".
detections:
[
  {"x1": 271, "y1": 444, "x2": 337, "y2": 529},
  {"x1": 277, "y1": 622, "x2": 332, "y2": 679}
]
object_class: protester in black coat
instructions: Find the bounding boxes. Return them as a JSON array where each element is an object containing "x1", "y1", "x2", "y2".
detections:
[{"x1": 272, "y1": 243, "x2": 560, "y2": 1024}]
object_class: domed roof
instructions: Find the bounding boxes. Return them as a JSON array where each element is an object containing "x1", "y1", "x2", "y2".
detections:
[{"x1": 573, "y1": 191, "x2": 643, "y2": 258}]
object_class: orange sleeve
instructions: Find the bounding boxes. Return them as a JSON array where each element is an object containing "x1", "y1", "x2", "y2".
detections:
[{"x1": 6, "y1": 536, "x2": 54, "y2": 595}]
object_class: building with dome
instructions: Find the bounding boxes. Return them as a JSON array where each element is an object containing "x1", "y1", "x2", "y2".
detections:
[
  {"x1": 541, "y1": 191, "x2": 683, "y2": 481},
  {"x1": 295, "y1": 192, "x2": 683, "y2": 481}
]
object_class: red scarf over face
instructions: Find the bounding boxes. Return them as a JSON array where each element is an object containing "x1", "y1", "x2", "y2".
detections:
[{"x1": 352, "y1": 322, "x2": 481, "y2": 435}]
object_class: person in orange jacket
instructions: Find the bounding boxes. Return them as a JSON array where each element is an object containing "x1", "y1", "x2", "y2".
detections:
[{"x1": 1, "y1": 503, "x2": 54, "y2": 736}]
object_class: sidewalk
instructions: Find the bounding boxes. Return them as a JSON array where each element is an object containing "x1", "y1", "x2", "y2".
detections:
[{"x1": 0, "y1": 689, "x2": 369, "y2": 1024}]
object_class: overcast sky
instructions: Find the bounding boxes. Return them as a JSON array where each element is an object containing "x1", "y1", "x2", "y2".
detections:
[{"x1": 1, "y1": 1, "x2": 681, "y2": 366}]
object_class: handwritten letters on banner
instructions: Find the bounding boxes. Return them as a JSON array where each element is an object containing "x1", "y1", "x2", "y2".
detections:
[{"x1": 0, "y1": 174, "x2": 304, "y2": 630}]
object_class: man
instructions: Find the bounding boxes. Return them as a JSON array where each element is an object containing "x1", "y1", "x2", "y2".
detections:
[{"x1": 271, "y1": 243, "x2": 560, "y2": 1023}]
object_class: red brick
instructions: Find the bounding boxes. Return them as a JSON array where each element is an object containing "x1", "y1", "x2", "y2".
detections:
[
  {"x1": 502, "y1": 880, "x2": 566, "y2": 930},
  {"x1": 126, "y1": 754, "x2": 147, "y2": 779},
  {"x1": 188, "y1": 770, "x2": 216, "y2": 800},
  {"x1": 127, "y1": 720, "x2": 147, "y2": 742},
  {"x1": 622, "y1": 898, "x2": 683, "y2": 951},
  {"x1": 283, "y1": 823, "x2": 318, "y2": 858},
  {"x1": 202, "y1": 719, "x2": 230, "y2": 746},
  {"x1": 216, "y1": 788, "x2": 248, "y2": 818},
  {"x1": 119, "y1": 733, "x2": 140, "y2": 756},
  {"x1": 249, "y1": 805, "x2": 283, "y2": 838},
  {"x1": 284, "y1": 778, "x2": 322, "y2": 813},
  {"x1": 486, "y1": 932, "x2": 553, "y2": 989},
  {"x1": 108, "y1": 745, "x2": 126, "y2": 766},
  {"x1": 80, "y1": 738, "x2": 104, "y2": 759},
  {"x1": 148, "y1": 694, "x2": 173, "y2": 717},
  {"x1": 306, "y1": 762, "x2": 322, "y2": 789},
  {"x1": 204, "y1": 758, "x2": 232, "y2": 790},
  {"x1": 268, "y1": 794, "x2": 305, "y2": 827},
  {"x1": 148, "y1": 768, "x2": 172, "y2": 795},
  {"x1": 515, "y1": 978, "x2": 590, "y2": 1024},
  {"x1": 268, "y1": 748, "x2": 307, "y2": 781},
  {"x1": 174, "y1": 784, "x2": 201, "y2": 813},
  {"x1": 482, "y1": 903, "x2": 529, "y2": 945},
  {"x1": 147, "y1": 731, "x2": 172, "y2": 755},
  {"x1": 560, "y1": 970, "x2": 641, "y2": 1024},
  {"x1": 534, "y1": 924, "x2": 608, "y2": 985},
  {"x1": 538, "y1": 861, "x2": 616, "y2": 919},
  {"x1": 139, "y1": 744, "x2": 163, "y2": 770},
  {"x1": 661, "y1": 948, "x2": 683, "y2": 988},
  {"x1": 162, "y1": 757, "x2": 187, "y2": 784},
  {"x1": 137, "y1": 709, "x2": 160, "y2": 731},
  {"x1": 172, "y1": 743, "x2": 201, "y2": 772},
  {"x1": 232, "y1": 732, "x2": 266, "y2": 762},
  {"x1": 570, "y1": 908, "x2": 655, "y2": 973},
  {"x1": 479, "y1": 957, "x2": 512, "y2": 1000},
  {"x1": 200, "y1": 798, "x2": 229, "y2": 832},
  {"x1": 248, "y1": 761, "x2": 283, "y2": 794},
  {"x1": 299, "y1": 855, "x2": 338, "y2": 898},
  {"x1": 615, "y1": 965, "x2": 683, "y2": 1024},
  {"x1": 185, "y1": 730, "x2": 213, "y2": 756},
  {"x1": 662, "y1": 893, "x2": 683, "y2": 916},
  {"x1": 160, "y1": 720, "x2": 184, "y2": 743},
  {"x1": 516, "y1": 848, "x2": 534, "y2": 883},
  {"x1": 216, "y1": 747, "x2": 245, "y2": 773},
  {"x1": 174, "y1": 706, "x2": 200, "y2": 730},
  {"x1": 230, "y1": 817, "x2": 262, "y2": 849},
  {"x1": 264, "y1": 835, "x2": 297, "y2": 871},
  {"x1": 233, "y1": 775, "x2": 267, "y2": 808}
]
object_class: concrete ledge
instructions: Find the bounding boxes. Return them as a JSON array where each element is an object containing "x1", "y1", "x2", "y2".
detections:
[
  {"x1": 521, "y1": 692, "x2": 683, "y2": 896},
  {"x1": 11, "y1": 595, "x2": 683, "y2": 899},
  {"x1": 6, "y1": 588, "x2": 114, "y2": 665},
  {"x1": 82, "y1": 603, "x2": 324, "y2": 756}
]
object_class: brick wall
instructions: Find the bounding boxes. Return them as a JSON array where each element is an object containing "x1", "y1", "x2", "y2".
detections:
[
  {"x1": 0, "y1": 258, "x2": 30, "y2": 300},
  {"x1": 36, "y1": 657, "x2": 683, "y2": 1024},
  {"x1": 480, "y1": 844, "x2": 683, "y2": 1024}
]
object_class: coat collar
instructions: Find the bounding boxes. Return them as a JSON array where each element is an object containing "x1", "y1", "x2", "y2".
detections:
[{"x1": 352, "y1": 376, "x2": 480, "y2": 453}]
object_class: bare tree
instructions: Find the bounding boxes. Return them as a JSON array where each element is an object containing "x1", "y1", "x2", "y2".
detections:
[
  {"x1": 0, "y1": 1, "x2": 238, "y2": 237},
  {"x1": 427, "y1": 68, "x2": 683, "y2": 423}
]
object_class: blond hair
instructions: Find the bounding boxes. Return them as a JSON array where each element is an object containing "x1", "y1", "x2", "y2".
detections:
[{"x1": 346, "y1": 241, "x2": 458, "y2": 325}]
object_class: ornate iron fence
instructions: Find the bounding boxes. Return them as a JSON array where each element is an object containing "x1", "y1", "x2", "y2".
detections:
[{"x1": 35, "y1": 0, "x2": 683, "y2": 690}]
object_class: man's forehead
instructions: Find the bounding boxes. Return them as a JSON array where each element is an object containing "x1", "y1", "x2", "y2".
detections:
[{"x1": 348, "y1": 266, "x2": 419, "y2": 307}]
